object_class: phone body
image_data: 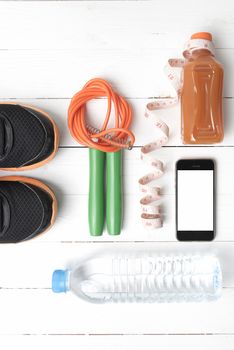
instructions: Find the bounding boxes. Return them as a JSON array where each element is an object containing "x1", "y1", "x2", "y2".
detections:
[{"x1": 176, "y1": 159, "x2": 215, "y2": 241}]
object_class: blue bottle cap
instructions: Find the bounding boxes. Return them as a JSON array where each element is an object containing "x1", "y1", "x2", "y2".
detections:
[{"x1": 52, "y1": 270, "x2": 68, "y2": 293}]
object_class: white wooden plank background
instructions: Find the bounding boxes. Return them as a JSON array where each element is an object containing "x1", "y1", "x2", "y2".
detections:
[{"x1": 0, "y1": 0, "x2": 234, "y2": 348}]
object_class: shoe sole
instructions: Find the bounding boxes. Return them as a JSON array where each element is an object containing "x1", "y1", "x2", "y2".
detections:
[
  {"x1": 0, "y1": 176, "x2": 58, "y2": 240},
  {"x1": 0, "y1": 103, "x2": 59, "y2": 171}
]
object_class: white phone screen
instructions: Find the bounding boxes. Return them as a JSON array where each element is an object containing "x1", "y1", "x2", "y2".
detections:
[{"x1": 177, "y1": 170, "x2": 213, "y2": 231}]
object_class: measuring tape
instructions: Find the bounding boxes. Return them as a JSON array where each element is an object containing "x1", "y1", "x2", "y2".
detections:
[{"x1": 139, "y1": 38, "x2": 215, "y2": 229}]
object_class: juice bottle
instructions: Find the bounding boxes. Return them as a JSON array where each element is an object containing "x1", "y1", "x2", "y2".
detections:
[{"x1": 181, "y1": 32, "x2": 224, "y2": 144}]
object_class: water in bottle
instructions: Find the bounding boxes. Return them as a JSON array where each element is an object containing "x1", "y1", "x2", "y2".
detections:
[{"x1": 52, "y1": 254, "x2": 222, "y2": 303}]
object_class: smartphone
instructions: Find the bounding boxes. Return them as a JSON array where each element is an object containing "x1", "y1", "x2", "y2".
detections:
[{"x1": 176, "y1": 159, "x2": 215, "y2": 241}]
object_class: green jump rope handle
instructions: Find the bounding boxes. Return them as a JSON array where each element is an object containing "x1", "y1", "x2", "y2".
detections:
[
  {"x1": 106, "y1": 150, "x2": 122, "y2": 235},
  {"x1": 89, "y1": 148, "x2": 105, "y2": 236}
]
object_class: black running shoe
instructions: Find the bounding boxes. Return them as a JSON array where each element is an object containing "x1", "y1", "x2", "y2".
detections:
[
  {"x1": 0, "y1": 177, "x2": 57, "y2": 243},
  {"x1": 0, "y1": 103, "x2": 59, "y2": 170}
]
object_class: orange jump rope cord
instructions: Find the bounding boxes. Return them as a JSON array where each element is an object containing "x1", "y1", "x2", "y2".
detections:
[{"x1": 68, "y1": 78, "x2": 135, "y2": 153}]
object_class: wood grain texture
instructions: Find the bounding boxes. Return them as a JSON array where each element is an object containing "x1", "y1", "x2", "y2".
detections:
[
  {"x1": 1, "y1": 335, "x2": 234, "y2": 350},
  {"x1": 1, "y1": 287, "x2": 234, "y2": 334},
  {"x1": 0, "y1": 49, "x2": 233, "y2": 98},
  {"x1": 0, "y1": 98, "x2": 234, "y2": 146},
  {"x1": 0, "y1": 1, "x2": 233, "y2": 50},
  {"x1": 0, "y1": 147, "x2": 232, "y2": 242},
  {"x1": 0, "y1": 0, "x2": 233, "y2": 347}
]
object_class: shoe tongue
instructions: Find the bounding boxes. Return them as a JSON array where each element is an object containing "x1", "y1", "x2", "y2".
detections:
[
  {"x1": 0, "y1": 113, "x2": 13, "y2": 160},
  {"x1": 0, "y1": 192, "x2": 10, "y2": 237}
]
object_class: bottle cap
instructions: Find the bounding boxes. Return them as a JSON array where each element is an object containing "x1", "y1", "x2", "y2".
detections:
[
  {"x1": 191, "y1": 32, "x2": 212, "y2": 41},
  {"x1": 52, "y1": 270, "x2": 68, "y2": 293}
]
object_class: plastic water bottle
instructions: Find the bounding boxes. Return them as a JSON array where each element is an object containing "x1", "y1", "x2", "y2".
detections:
[{"x1": 52, "y1": 255, "x2": 222, "y2": 303}]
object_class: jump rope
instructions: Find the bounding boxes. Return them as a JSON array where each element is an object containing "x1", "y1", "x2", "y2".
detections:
[
  {"x1": 68, "y1": 78, "x2": 135, "y2": 236},
  {"x1": 68, "y1": 37, "x2": 212, "y2": 234}
]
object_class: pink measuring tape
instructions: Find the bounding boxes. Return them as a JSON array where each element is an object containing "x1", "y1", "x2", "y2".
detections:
[{"x1": 139, "y1": 37, "x2": 215, "y2": 229}]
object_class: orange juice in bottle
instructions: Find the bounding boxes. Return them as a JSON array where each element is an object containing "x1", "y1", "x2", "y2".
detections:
[{"x1": 181, "y1": 32, "x2": 224, "y2": 144}]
